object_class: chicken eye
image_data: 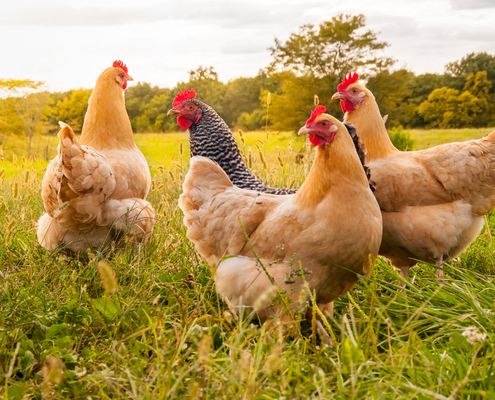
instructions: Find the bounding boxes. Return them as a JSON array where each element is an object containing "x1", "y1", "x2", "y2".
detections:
[
  {"x1": 352, "y1": 89, "x2": 358, "y2": 93},
  {"x1": 322, "y1": 121, "x2": 328, "y2": 126},
  {"x1": 187, "y1": 105, "x2": 194, "y2": 110},
  {"x1": 120, "y1": 74, "x2": 124, "y2": 78}
]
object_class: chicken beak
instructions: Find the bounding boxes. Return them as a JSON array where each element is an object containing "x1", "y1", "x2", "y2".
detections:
[
  {"x1": 298, "y1": 126, "x2": 311, "y2": 136},
  {"x1": 127, "y1": 75, "x2": 134, "y2": 82},
  {"x1": 331, "y1": 92, "x2": 345, "y2": 101},
  {"x1": 167, "y1": 108, "x2": 180, "y2": 116}
]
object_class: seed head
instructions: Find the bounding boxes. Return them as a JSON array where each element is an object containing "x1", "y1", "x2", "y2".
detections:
[
  {"x1": 248, "y1": 149, "x2": 253, "y2": 169},
  {"x1": 239, "y1": 351, "x2": 252, "y2": 381},
  {"x1": 97, "y1": 260, "x2": 119, "y2": 294},
  {"x1": 197, "y1": 334, "x2": 212, "y2": 362},
  {"x1": 12, "y1": 182, "x2": 19, "y2": 199},
  {"x1": 238, "y1": 130, "x2": 245, "y2": 146},
  {"x1": 254, "y1": 286, "x2": 278, "y2": 312},
  {"x1": 262, "y1": 342, "x2": 283, "y2": 374}
]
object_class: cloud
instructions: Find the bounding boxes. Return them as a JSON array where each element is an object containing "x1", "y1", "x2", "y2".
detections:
[
  {"x1": 367, "y1": 15, "x2": 420, "y2": 38},
  {"x1": 450, "y1": 0, "x2": 495, "y2": 9},
  {"x1": 220, "y1": 41, "x2": 267, "y2": 55},
  {"x1": 0, "y1": 0, "x2": 323, "y2": 27}
]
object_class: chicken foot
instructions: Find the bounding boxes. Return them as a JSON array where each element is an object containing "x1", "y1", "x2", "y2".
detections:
[{"x1": 436, "y1": 257, "x2": 448, "y2": 286}]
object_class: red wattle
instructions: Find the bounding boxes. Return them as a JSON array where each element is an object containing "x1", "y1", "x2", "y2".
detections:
[
  {"x1": 123, "y1": 82, "x2": 127, "y2": 90},
  {"x1": 177, "y1": 116, "x2": 193, "y2": 130},
  {"x1": 341, "y1": 100, "x2": 355, "y2": 113},
  {"x1": 195, "y1": 114, "x2": 202, "y2": 124},
  {"x1": 309, "y1": 134, "x2": 326, "y2": 147}
]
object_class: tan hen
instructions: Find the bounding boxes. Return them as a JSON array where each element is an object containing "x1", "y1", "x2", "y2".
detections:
[
  {"x1": 37, "y1": 61, "x2": 154, "y2": 253},
  {"x1": 333, "y1": 72, "x2": 495, "y2": 281},
  {"x1": 179, "y1": 107, "x2": 382, "y2": 322}
]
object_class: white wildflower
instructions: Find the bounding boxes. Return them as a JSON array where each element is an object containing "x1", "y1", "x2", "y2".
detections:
[{"x1": 462, "y1": 327, "x2": 487, "y2": 344}]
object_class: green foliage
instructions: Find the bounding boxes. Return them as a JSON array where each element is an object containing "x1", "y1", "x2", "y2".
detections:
[
  {"x1": 367, "y1": 69, "x2": 414, "y2": 127},
  {"x1": 51, "y1": 89, "x2": 92, "y2": 133},
  {"x1": 388, "y1": 125, "x2": 415, "y2": 151},
  {"x1": 418, "y1": 71, "x2": 494, "y2": 128},
  {"x1": 265, "y1": 72, "x2": 342, "y2": 132},
  {"x1": 269, "y1": 14, "x2": 393, "y2": 77},
  {"x1": 125, "y1": 82, "x2": 173, "y2": 132},
  {"x1": 0, "y1": 79, "x2": 44, "y2": 95},
  {"x1": 236, "y1": 109, "x2": 265, "y2": 131},
  {"x1": 446, "y1": 52, "x2": 495, "y2": 93}
]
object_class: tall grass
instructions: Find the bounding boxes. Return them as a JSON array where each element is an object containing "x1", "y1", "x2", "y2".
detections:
[{"x1": 1, "y1": 138, "x2": 495, "y2": 398}]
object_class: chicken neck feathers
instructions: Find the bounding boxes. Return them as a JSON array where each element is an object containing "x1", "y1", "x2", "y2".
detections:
[
  {"x1": 80, "y1": 67, "x2": 135, "y2": 151},
  {"x1": 187, "y1": 99, "x2": 375, "y2": 193}
]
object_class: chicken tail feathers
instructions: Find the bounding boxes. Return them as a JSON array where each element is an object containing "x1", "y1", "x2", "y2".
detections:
[
  {"x1": 486, "y1": 128, "x2": 495, "y2": 143},
  {"x1": 46, "y1": 122, "x2": 117, "y2": 232},
  {"x1": 180, "y1": 156, "x2": 233, "y2": 213}
]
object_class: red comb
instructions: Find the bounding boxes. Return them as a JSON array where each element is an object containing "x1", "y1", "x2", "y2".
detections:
[
  {"x1": 337, "y1": 72, "x2": 359, "y2": 91},
  {"x1": 113, "y1": 60, "x2": 128, "y2": 74},
  {"x1": 306, "y1": 105, "x2": 327, "y2": 125},
  {"x1": 173, "y1": 88, "x2": 196, "y2": 108}
]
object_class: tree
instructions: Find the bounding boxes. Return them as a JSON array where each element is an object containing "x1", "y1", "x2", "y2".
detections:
[
  {"x1": 446, "y1": 52, "x2": 495, "y2": 93},
  {"x1": 126, "y1": 82, "x2": 170, "y2": 132},
  {"x1": 221, "y1": 72, "x2": 281, "y2": 127},
  {"x1": 366, "y1": 69, "x2": 414, "y2": 127},
  {"x1": 0, "y1": 79, "x2": 43, "y2": 96},
  {"x1": 52, "y1": 89, "x2": 92, "y2": 133},
  {"x1": 0, "y1": 79, "x2": 51, "y2": 157},
  {"x1": 462, "y1": 71, "x2": 494, "y2": 126},
  {"x1": 268, "y1": 14, "x2": 393, "y2": 78},
  {"x1": 418, "y1": 87, "x2": 486, "y2": 128},
  {"x1": 180, "y1": 66, "x2": 225, "y2": 115},
  {"x1": 263, "y1": 72, "x2": 342, "y2": 132},
  {"x1": 15, "y1": 92, "x2": 52, "y2": 157}
]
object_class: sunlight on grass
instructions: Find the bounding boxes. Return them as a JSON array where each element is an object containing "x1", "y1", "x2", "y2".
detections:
[{"x1": 1, "y1": 132, "x2": 494, "y2": 398}]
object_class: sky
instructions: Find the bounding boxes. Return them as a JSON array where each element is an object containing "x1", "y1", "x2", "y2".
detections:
[{"x1": 1, "y1": 0, "x2": 495, "y2": 92}]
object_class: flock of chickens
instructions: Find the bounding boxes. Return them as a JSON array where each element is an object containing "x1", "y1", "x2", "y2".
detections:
[{"x1": 36, "y1": 61, "x2": 495, "y2": 326}]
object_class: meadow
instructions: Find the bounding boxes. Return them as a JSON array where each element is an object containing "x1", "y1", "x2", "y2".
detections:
[{"x1": 1, "y1": 128, "x2": 495, "y2": 398}]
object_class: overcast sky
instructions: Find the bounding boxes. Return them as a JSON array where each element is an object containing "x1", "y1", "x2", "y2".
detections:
[{"x1": 1, "y1": 0, "x2": 495, "y2": 92}]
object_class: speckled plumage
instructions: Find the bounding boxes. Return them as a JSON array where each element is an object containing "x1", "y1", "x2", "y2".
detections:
[{"x1": 186, "y1": 99, "x2": 297, "y2": 195}]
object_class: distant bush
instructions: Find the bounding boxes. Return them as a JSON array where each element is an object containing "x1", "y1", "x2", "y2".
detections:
[
  {"x1": 236, "y1": 109, "x2": 265, "y2": 131},
  {"x1": 389, "y1": 125, "x2": 415, "y2": 151}
]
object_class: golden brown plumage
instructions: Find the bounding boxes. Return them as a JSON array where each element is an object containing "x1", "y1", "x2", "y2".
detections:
[
  {"x1": 179, "y1": 112, "x2": 382, "y2": 321},
  {"x1": 333, "y1": 78, "x2": 495, "y2": 280},
  {"x1": 37, "y1": 62, "x2": 154, "y2": 253}
]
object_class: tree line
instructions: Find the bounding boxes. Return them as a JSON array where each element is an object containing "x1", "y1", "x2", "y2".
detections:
[{"x1": 1, "y1": 14, "x2": 494, "y2": 156}]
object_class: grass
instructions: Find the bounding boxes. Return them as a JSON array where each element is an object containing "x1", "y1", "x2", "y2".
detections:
[
  {"x1": 408, "y1": 127, "x2": 495, "y2": 150},
  {"x1": 1, "y1": 135, "x2": 495, "y2": 399},
  {"x1": 0, "y1": 131, "x2": 305, "y2": 178},
  {"x1": 2, "y1": 125, "x2": 494, "y2": 177}
]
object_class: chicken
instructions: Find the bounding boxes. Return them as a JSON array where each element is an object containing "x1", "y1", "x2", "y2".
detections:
[
  {"x1": 37, "y1": 61, "x2": 154, "y2": 253},
  {"x1": 179, "y1": 106, "x2": 382, "y2": 321},
  {"x1": 332, "y1": 72, "x2": 495, "y2": 281},
  {"x1": 167, "y1": 89, "x2": 296, "y2": 195}
]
